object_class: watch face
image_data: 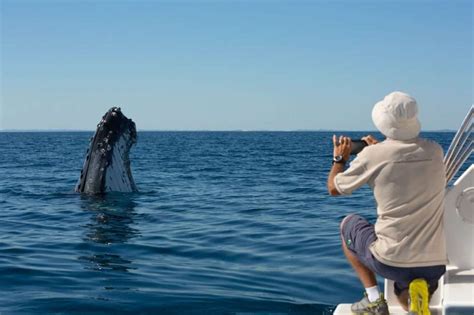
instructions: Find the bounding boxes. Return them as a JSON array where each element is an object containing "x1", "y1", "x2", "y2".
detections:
[{"x1": 334, "y1": 155, "x2": 343, "y2": 162}]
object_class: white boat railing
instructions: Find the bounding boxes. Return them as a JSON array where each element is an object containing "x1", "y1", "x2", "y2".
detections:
[{"x1": 444, "y1": 105, "x2": 473, "y2": 184}]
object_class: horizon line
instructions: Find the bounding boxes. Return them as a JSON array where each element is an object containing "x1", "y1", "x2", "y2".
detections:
[{"x1": 0, "y1": 128, "x2": 456, "y2": 133}]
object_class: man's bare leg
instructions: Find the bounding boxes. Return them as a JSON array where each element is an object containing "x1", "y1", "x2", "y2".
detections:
[
  {"x1": 396, "y1": 290, "x2": 409, "y2": 311},
  {"x1": 341, "y1": 235, "x2": 378, "y2": 287}
]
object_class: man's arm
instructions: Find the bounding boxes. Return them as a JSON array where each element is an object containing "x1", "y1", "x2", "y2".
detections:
[
  {"x1": 327, "y1": 134, "x2": 379, "y2": 196},
  {"x1": 327, "y1": 163, "x2": 345, "y2": 196},
  {"x1": 327, "y1": 135, "x2": 351, "y2": 196}
]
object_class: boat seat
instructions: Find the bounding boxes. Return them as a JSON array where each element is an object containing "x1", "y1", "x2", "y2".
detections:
[{"x1": 443, "y1": 267, "x2": 474, "y2": 314}]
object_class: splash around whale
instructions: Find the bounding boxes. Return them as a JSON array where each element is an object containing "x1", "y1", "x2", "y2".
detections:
[{"x1": 76, "y1": 107, "x2": 138, "y2": 194}]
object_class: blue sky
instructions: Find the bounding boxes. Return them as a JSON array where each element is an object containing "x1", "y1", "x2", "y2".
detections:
[{"x1": 1, "y1": 0, "x2": 472, "y2": 131}]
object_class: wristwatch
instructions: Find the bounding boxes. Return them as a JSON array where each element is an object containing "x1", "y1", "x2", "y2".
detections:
[{"x1": 332, "y1": 155, "x2": 346, "y2": 165}]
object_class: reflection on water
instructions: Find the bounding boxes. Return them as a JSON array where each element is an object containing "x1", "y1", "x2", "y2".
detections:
[
  {"x1": 79, "y1": 253, "x2": 134, "y2": 273},
  {"x1": 79, "y1": 194, "x2": 139, "y2": 273}
]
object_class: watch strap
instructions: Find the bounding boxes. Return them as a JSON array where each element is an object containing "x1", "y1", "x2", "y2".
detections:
[{"x1": 332, "y1": 156, "x2": 346, "y2": 165}]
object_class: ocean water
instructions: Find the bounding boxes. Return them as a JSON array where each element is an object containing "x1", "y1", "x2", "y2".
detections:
[{"x1": 0, "y1": 131, "x2": 459, "y2": 315}]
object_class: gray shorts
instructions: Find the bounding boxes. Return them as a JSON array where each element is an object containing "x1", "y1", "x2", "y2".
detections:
[{"x1": 340, "y1": 214, "x2": 446, "y2": 296}]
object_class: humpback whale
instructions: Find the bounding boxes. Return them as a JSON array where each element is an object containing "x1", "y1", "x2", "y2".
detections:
[{"x1": 76, "y1": 107, "x2": 138, "y2": 194}]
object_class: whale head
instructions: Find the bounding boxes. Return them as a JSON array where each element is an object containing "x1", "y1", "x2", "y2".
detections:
[{"x1": 76, "y1": 107, "x2": 138, "y2": 194}]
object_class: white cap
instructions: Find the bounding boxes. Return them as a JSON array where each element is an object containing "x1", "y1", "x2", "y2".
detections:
[{"x1": 372, "y1": 91, "x2": 421, "y2": 141}]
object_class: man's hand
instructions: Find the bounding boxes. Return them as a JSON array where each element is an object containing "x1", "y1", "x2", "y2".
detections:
[
  {"x1": 362, "y1": 135, "x2": 379, "y2": 146},
  {"x1": 328, "y1": 135, "x2": 351, "y2": 196},
  {"x1": 333, "y1": 134, "x2": 351, "y2": 162}
]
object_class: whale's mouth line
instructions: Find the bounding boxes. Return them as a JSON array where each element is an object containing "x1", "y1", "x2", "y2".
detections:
[{"x1": 76, "y1": 107, "x2": 138, "y2": 194}]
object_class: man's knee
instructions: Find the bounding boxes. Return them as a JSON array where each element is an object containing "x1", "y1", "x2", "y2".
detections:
[
  {"x1": 340, "y1": 214, "x2": 358, "y2": 246},
  {"x1": 340, "y1": 214, "x2": 357, "y2": 231}
]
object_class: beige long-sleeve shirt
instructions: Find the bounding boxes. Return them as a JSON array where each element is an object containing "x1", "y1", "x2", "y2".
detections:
[{"x1": 334, "y1": 138, "x2": 448, "y2": 267}]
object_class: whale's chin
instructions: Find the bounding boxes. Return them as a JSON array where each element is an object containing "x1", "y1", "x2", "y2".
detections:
[{"x1": 76, "y1": 107, "x2": 138, "y2": 194}]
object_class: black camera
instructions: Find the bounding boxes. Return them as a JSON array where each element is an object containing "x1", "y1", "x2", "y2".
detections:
[
  {"x1": 335, "y1": 139, "x2": 368, "y2": 155},
  {"x1": 351, "y1": 139, "x2": 368, "y2": 155}
]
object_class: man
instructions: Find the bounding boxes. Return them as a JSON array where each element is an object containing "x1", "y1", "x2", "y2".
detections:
[{"x1": 327, "y1": 91, "x2": 447, "y2": 315}]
